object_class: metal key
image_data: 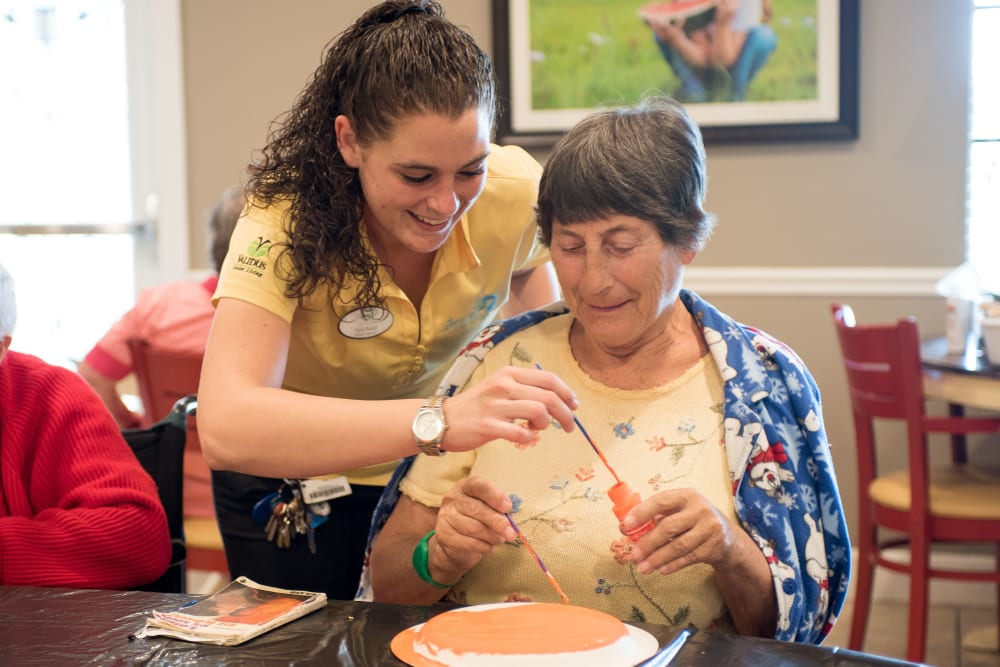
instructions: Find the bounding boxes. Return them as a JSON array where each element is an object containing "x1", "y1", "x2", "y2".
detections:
[
  {"x1": 277, "y1": 511, "x2": 293, "y2": 548},
  {"x1": 265, "y1": 501, "x2": 285, "y2": 543},
  {"x1": 288, "y1": 494, "x2": 309, "y2": 536}
]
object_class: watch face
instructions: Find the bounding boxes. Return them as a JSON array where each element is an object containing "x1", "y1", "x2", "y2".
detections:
[{"x1": 414, "y1": 410, "x2": 444, "y2": 441}]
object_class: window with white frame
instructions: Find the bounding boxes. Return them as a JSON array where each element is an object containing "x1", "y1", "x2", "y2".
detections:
[
  {"x1": 0, "y1": 0, "x2": 136, "y2": 366},
  {"x1": 969, "y1": 1, "x2": 1000, "y2": 296}
]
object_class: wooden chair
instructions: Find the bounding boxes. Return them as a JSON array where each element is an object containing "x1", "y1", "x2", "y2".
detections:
[
  {"x1": 831, "y1": 303, "x2": 1000, "y2": 663},
  {"x1": 127, "y1": 338, "x2": 203, "y2": 428}
]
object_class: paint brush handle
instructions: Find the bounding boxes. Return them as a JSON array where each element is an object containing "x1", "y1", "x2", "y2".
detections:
[
  {"x1": 533, "y1": 363, "x2": 621, "y2": 482},
  {"x1": 505, "y1": 513, "x2": 570, "y2": 604}
]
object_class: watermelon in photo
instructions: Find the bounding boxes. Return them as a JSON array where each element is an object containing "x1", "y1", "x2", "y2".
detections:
[{"x1": 639, "y1": 0, "x2": 717, "y2": 33}]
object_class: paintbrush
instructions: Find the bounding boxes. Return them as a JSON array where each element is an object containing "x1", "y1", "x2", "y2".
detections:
[
  {"x1": 504, "y1": 512, "x2": 569, "y2": 604},
  {"x1": 535, "y1": 362, "x2": 654, "y2": 541},
  {"x1": 534, "y1": 363, "x2": 621, "y2": 483}
]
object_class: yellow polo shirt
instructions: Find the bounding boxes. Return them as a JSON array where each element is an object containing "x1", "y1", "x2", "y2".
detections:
[{"x1": 215, "y1": 144, "x2": 549, "y2": 485}]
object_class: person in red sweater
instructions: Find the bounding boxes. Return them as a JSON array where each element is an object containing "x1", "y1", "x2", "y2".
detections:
[{"x1": 0, "y1": 262, "x2": 171, "y2": 589}]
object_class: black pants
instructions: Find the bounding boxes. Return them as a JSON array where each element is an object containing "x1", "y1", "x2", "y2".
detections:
[{"x1": 211, "y1": 470, "x2": 383, "y2": 600}]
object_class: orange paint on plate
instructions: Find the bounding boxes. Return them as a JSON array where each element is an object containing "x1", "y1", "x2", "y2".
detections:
[{"x1": 416, "y1": 603, "x2": 627, "y2": 655}]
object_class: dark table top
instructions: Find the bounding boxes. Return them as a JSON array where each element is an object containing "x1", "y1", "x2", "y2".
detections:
[
  {"x1": 0, "y1": 585, "x2": 924, "y2": 666},
  {"x1": 921, "y1": 336, "x2": 1000, "y2": 377}
]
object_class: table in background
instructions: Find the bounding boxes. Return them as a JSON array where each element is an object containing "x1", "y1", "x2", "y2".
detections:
[
  {"x1": 0, "y1": 585, "x2": 920, "y2": 666},
  {"x1": 922, "y1": 336, "x2": 1000, "y2": 413}
]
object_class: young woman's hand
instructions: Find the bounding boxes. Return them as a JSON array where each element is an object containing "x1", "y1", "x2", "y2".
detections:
[{"x1": 440, "y1": 366, "x2": 578, "y2": 453}]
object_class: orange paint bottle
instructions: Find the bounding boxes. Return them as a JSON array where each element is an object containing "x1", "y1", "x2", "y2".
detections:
[{"x1": 607, "y1": 481, "x2": 656, "y2": 542}]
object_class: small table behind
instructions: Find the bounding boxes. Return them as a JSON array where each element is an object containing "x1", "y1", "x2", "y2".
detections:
[
  {"x1": 922, "y1": 336, "x2": 1000, "y2": 413},
  {"x1": 0, "y1": 585, "x2": 920, "y2": 666}
]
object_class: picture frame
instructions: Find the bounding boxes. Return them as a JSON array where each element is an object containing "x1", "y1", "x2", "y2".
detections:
[{"x1": 491, "y1": 0, "x2": 859, "y2": 145}]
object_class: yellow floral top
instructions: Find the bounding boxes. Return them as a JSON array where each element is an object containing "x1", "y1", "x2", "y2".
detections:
[{"x1": 400, "y1": 314, "x2": 737, "y2": 629}]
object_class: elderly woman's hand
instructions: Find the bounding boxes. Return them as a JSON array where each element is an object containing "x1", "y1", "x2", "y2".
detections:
[
  {"x1": 625, "y1": 488, "x2": 752, "y2": 576},
  {"x1": 442, "y1": 366, "x2": 578, "y2": 452},
  {"x1": 426, "y1": 476, "x2": 519, "y2": 583}
]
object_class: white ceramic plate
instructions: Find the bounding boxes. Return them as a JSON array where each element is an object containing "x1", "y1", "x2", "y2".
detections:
[{"x1": 390, "y1": 602, "x2": 659, "y2": 667}]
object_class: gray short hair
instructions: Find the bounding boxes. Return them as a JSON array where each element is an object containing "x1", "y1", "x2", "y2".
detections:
[
  {"x1": 536, "y1": 95, "x2": 716, "y2": 252},
  {"x1": 0, "y1": 262, "x2": 17, "y2": 339},
  {"x1": 209, "y1": 186, "x2": 245, "y2": 273}
]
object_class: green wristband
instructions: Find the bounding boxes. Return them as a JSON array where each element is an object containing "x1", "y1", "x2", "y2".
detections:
[{"x1": 412, "y1": 530, "x2": 458, "y2": 589}]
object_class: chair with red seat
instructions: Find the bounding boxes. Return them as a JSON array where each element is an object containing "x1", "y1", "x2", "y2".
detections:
[{"x1": 831, "y1": 303, "x2": 1000, "y2": 663}]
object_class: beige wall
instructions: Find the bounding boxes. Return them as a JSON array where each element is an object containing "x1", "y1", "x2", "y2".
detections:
[{"x1": 180, "y1": 1, "x2": 991, "y2": 539}]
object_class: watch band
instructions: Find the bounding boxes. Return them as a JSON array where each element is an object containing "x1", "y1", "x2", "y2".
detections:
[{"x1": 413, "y1": 395, "x2": 448, "y2": 456}]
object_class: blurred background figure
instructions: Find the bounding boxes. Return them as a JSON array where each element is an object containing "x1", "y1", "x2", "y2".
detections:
[
  {"x1": 645, "y1": 0, "x2": 776, "y2": 102},
  {"x1": 0, "y1": 261, "x2": 171, "y2": 589},
  {"x1": 77, "y1": 186, "x2": 244, "y2": 428}
]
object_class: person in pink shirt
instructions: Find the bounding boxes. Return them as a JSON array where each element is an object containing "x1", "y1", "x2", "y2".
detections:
[{"x1": 78, "y1": 187, "x2": 243, "y2": 429}]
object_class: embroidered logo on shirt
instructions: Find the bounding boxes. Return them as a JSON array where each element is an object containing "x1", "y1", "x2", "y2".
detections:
[
  {"x1": 443, "y1": 293, "x2": 500, "y2": 333},
  {"x1": 234, "y1": 237, "x2": 271, "y2": 278},
  {"x1": 247, "y1": 237, "x2": 271, "y2": 257}
]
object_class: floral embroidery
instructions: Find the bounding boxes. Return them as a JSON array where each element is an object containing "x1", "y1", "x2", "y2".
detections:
[
  {"x1": 509, "y1": 494, "x2": 523, "y2": 513},
  {"x1": 510, "y1": 342, "x2": 532, "y2": 364},
  {"x1": 592, "y1": 566, "x2": 680, "y2": 625},
  {"x1": 677, "y1": 417, "x2": 697, "y2": 433},
  {"x1": 610, "y1": 537, "x2": 634, "y2": 564},
  {"x1": 648, "y1": 472, "x2": 666, "y2": 492},
  {"x1": 666, "y1": 606, "x2": 691, "y2": 626},
  {"x1": 575, "y1": 465, "x2": 595, "y2": 481},
  {"x1": 549, "y1": 517, "x2": 575, "y2": 532},
  {"x1": 646, "y1": 435, "x2": 700, "y2": 466},
  {"x1": 515, "y1": 487, "x2": 591, "y2": 535},
  {"x1": 613, "y1": 419, "x2": 635, "y2": 439},
  {"x1": 629, "y1": 607, "x2": 648, "y2": 624}
]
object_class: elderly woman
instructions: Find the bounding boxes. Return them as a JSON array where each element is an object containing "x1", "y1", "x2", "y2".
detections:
[{"x1": 363, "y1": 96, "x2": 849, "y2": 644}]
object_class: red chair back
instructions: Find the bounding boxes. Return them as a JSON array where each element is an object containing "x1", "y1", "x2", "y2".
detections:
[
  {"x1": 127, "y1": 338, "x2": 203, "y2": 428},
  {"x1": 831, "y1": 303, "x2": 1000, "y2": 663}
]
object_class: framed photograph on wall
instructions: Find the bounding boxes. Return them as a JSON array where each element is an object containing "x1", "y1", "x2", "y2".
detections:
[{"x1": 491, "y1": 0, "x2": 859, "y2": 145}]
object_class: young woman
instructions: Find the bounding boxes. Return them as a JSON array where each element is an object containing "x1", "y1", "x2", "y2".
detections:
[{"x1": 197, "y1": 1, "x2": 577, "y2": 598}]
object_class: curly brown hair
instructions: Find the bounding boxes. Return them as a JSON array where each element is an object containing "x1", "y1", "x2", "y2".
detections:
[{"x1": 246, "y1": 0, "x2": 496, "y2": 311}]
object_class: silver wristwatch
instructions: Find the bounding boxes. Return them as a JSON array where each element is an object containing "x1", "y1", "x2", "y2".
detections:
[{"x1": 412, "y1": 395, "x2": 448, "y2": 456}]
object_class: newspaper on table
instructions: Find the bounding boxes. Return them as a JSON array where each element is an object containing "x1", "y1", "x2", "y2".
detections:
[{"x1": 134, "y1": 576, "x2": 327, "y2": 646}]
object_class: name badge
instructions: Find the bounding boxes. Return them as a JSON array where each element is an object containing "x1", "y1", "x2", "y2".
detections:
[
  {"x1": 300, "y1": 476, "x2": 352, "y2": 504},
  {"x1": 338, "y1": 307, "x2": 393, "y2": 339}
]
